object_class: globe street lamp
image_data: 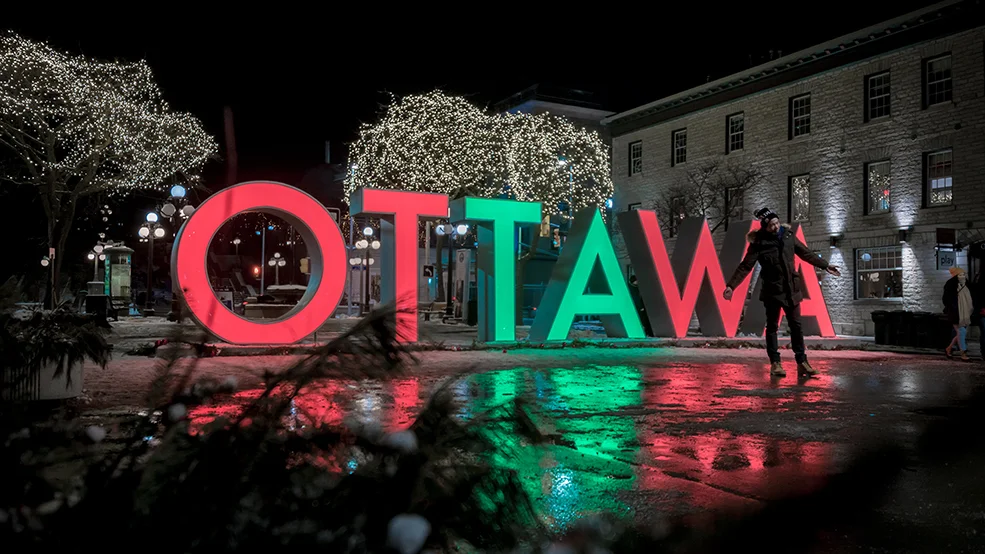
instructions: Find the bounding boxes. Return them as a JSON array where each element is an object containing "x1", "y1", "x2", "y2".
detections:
[
  {"x1": 440, "y1": 223, "x2": 468, "y2": 318},
  {"x1": 86, "y1": 245, "x2": 107, "y2": 281},
  {"x1": 351, "y1": 234, "x2": 380, "y2": 315},
  {"x1": 267, "y1": 252, "x2": 287, "y2": 286},
  {"x1": 159, "y1": 184, "x2": 197, "y2": 322},
  {"x1": 232, "y1": 237, "x2": 241, "y2": 255},
  {"x1": 139, "y1": 213, "x2": 167, "y2": 317}
]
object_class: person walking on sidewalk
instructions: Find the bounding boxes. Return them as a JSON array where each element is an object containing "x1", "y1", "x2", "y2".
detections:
[
  {"x1": 943, "y1": 266, "x2": 973, "y2": 362},
  {"x1": 722, "y1": 208, "x2": 841, "y2": 377}
]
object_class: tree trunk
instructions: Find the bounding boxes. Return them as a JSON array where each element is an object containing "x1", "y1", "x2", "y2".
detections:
[
  {"x1": 47, "y1": 196, "x2": 79, "y2": 308},
  {"x1": 435, "y1": 233, "x2": 445, "y2": 302}
]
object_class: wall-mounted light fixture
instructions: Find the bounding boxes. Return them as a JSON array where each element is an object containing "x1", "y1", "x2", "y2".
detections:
[
  {"x1": 898, "y1": 227, "x2": 912, "y2": 243},
  {"x1": 829, "y1": 234, "x2": 843, "y2": 249}
]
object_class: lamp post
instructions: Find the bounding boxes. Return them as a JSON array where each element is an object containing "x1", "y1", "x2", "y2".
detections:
[
  {"x1": 139, "y1": 212, "x2": 166, "y2": 316},
  {"x1": 259, "y1": 222, "x2": 274, "y2": 296},
  {"x1": 232, "y1": 237, "x2": 241, "y2": 255},
  {"x1": 287, "y1": 227, "x2": 297, "y2": 284},
  {"x1": 86, "y1": 245, "x2": 106, "y2": 281},
  {"x1": 349, "y1": 230, "x2": 379, "y2": 315},
  {"x1": 558, "y1": 156, "x2": 574, "y2": 224},
  {"x1": 161, "y1": 184, "x2": 196, "y2": 322},
  {"x1": 438, "y1": 223, "x2": 468, "y2": 318},
  {"x1": 267, "y1": 252, "x2": 287, "y2": 286}
]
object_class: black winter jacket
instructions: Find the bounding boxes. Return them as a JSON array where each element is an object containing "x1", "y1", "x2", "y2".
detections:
[{"x1": 726, "y1": 224, "x2": 829, "y2": 305}]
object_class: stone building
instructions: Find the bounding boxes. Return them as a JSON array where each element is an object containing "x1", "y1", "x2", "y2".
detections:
[{"x1": 603, "y1": 0, "x2": 985, "y2": 335}]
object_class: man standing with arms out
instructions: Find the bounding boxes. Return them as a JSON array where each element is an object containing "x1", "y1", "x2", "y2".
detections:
[{"x1": 723, "y1": 208, "x2": 841, "y2": 377}]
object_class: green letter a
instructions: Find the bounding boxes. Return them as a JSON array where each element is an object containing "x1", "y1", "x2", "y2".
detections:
[{"x1": 528, "y1": 208, "x2": 644, "y2": 342}]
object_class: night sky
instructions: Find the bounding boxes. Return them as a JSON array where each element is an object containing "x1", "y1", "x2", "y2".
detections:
[{"x1": 6, "y1": 2, "x2": 939, "y2": 186}]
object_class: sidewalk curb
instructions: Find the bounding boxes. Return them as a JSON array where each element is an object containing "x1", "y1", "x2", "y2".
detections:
[{"x1": 145, "y1": 337, "x2": 952, "y2": 359}]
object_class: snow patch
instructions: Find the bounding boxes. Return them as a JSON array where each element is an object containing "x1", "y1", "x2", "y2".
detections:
[{"x1": 387, "y1": 514, "x2": 431, "y2": 554}]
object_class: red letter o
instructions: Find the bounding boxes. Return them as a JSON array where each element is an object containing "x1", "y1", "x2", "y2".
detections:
[{"x1": 172, "y1": 181, "x2": 346, "y2": 345}]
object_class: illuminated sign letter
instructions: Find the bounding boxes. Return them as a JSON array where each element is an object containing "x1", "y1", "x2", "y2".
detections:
[
  {"x1": 739, "y1": 224, "x2": 836, "y2": 337},
  {"x1": 617, "y1": 210, "x2": 755, "y2": 338},
  {"x1": 529, "y1": 208, "x2": 644, "y2": 342},
  {"x1": 451, "y1": 197, "x2": 542, "y2": 342},
  {"x1": 351, "y1": 188, "x2": 449, "y2": 342},
  {"x1": 172, "y1": 181, "x2": 346, "y2": 345}
]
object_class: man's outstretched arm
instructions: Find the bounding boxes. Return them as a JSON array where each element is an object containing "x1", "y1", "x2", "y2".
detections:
[
  {"x1": 724, "y1": 246, "x2": 759, "y2": 299},
  {"x1": 795, "y1": 238, "x2": 841, "y2": 275}
]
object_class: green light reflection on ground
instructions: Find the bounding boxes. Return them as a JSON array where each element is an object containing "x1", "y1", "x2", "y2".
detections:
[{"x1": 466, "y1": 365, "x2": 643, "y2": 528}]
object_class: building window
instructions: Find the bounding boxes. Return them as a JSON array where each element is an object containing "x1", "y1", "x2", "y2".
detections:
[
  {"x1": 865, "y1": 72, "x2": 891, "y2": 121},
  {"x1": 724, "y1": 186, "x2": 744, "y2": 230},
  {"x1": 924, "y1": 54, "x2": 953, "y2": 107},
  {"x1": 926, "y1": 149, "x2": 953, "y2": 206},
  {"x1": 855, "y1": 246, "x2": 903, "y2": 299},
  {"x1": 788, "y1": 174, "x2": 810, "y2": 222},
  {"x1": 672, "y1": 129, "x2": 687, "y2": 166},
  {"x1": 629, "y1": 141, "x2": 643, "y2": 176},
  {"x1": 789, "y1": 94, "x2": 811, "y2": 138},
  {"x1": 727, "y1": 113, "x2": 744, "y2": 153},
  {"x1": 865, "y1": 160, "x2": 891, "y2": 214}
]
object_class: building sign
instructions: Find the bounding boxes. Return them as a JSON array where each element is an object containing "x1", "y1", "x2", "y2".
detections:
[
  {"x1": 173, "y1": 181, "x2": 835, "y2": 345},
  {"x1": 937, "y1": 249, "x2": 957, "y2": 270}
]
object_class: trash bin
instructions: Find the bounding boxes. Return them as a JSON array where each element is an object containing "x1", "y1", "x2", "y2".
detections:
[
  {"x1": 85, "y1": 294, "x2": 107, "y2": 318},
  {"x1": 895, "y1": 311, "x2": 916, "y2": 347},
  {"x1": 886, "y1": 311, "x2": 904, "y2": 346},
  {"x1": 871, "y1": 310, "x2": 890, "y2": 344},
  {"x1": 911, "y1": 312, "x2": 934, "y2": 348}
]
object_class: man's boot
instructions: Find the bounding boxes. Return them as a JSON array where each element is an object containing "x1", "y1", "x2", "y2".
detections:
[
  {"x1": 797, "y1": 360, "x2": 819, "y2": 376},
  {"x1": 770, "y1": 361, "x2": 785, "y2": 376}
]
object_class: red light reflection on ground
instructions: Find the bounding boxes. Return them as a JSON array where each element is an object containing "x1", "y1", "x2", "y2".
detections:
[
  {"x1": 635, "y1": 360, "x2": 835, "y2": 510},
  {"x1": 187, "y1": 379, "x2": 423, "y2": 435},
  {"x1": 643, "y1": 361, "x2": 836, "y2": 422}
]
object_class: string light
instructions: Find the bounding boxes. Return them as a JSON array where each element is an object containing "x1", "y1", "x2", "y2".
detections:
[
  {"x1": 0, "y1": 33, "x2": 218, "y2": 200},
  {"x1": 343, "y1": 90, "x2": 613, "y2": 218}
]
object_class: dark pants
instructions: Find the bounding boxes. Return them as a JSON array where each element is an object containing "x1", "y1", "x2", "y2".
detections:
[
  {"x1": 765, "y1": 300, "x2": 806, "y2": 364},
  {"x1": 960, "y1": 316, "x2": 985, "y2": 356}
]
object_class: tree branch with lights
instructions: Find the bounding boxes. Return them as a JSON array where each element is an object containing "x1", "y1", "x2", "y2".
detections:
[
  {"x1": 0, "y1": 34, "x2": 218, "y2": 305},
  {"x1": 344, "y1": 90, "x2": 613, "y2": 320}
]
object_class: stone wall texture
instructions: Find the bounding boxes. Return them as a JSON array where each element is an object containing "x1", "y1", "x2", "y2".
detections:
[{"x1": 610, "y1": 27, "x2": 985, "y2": 335}]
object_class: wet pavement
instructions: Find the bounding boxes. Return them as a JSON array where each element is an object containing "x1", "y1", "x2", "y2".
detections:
[{"x1": 84, "y1": 348, "x2": 985, "y2": 550}]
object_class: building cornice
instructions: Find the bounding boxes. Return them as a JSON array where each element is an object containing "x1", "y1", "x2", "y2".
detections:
[{"x1": 604, "y1": 0, "x2": 983, "y2": 137}]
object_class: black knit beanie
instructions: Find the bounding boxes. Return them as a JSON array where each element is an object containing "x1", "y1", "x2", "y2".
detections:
[{"x1": 755, "y1": 207, "x2": 779, "y2": 228}]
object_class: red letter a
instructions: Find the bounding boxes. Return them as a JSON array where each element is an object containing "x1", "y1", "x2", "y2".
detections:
[
  {"x1": 617, "y1": 210, "x2": 757, "y2": 338},
  {"x1": 739, "y1": 224, "x2": 836, "y2": 337}
]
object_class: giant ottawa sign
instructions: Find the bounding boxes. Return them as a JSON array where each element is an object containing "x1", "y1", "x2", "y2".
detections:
[{"x1": 172, "y1": 181, "x2": 834, "y2": 345}]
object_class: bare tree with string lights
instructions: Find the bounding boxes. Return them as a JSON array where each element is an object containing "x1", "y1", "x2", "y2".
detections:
[
  {"x1": 344, "y1": 90, "x2": 612, "y2": 321},
  {"x1": 0, "y1": 34, "x2": 218, "y2": 306}
]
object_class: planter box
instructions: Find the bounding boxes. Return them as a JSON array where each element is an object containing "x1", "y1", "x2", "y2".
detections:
[{"x1": 1, "y1": 360, "x2": 84, "y2": 401}]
